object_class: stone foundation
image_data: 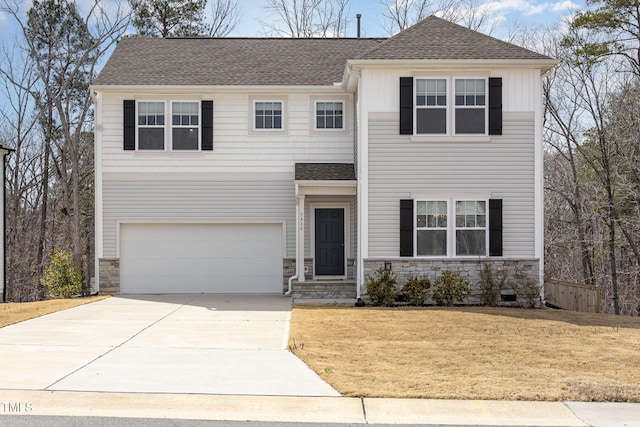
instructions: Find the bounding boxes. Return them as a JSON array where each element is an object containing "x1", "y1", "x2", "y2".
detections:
[
  {"x1": 283, "y1": 258, "x2": 356, "y2": 293},
  {"x1": 363, "y1": 258, "x2": 541, "y2": 307},
  {"x1": 98, "y1": 256, "x2": 365, "y2": 296},
  {"x1": 98, "y1": 258, "x2": 120, "y2": 295}
]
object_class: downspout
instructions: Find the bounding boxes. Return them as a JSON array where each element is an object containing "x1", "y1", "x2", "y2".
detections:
[{"x1": 285, "y1": 185, "x2": 300, "y2": 295}]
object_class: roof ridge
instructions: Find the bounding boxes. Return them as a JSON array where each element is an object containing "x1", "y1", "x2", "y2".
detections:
[
  {"x1": 123, "y1": 36, "x2": 386, "y2": 41},
  {"x1": 356, "y1": 15, "x2": 551, "y2": 61},
  {"x1": 355, "y1": 15, "x2": 441, "y2": 59}
]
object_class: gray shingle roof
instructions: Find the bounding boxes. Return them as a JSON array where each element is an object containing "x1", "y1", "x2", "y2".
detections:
[
  {"x1": 94, "y1": 37, "x2": 384, "y2": 86},
  {"x1": 95, "y1": 16, "x2": 553, "y2": 86},
  {"x1": 295, "y1": 163, "x2": 356, "y2": 181},
  {"x1": 358, "y1": 16, "x2": 551, "y2": 61}
]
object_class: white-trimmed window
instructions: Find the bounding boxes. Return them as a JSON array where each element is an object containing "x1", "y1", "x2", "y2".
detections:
[
  {"x1": 416, "y1": 79, "x2": 447, "y2": 134},
  {"x1": 415, "y1": 198, "x2": 488, "y2": 257},
  {"x1": 454, "y1": 79, "x2": 486, "y2": 134},
  {"x1": 414, "y1": 77, "x2": 487, "y2": 136},
  {"x1": 138, "y1": 101, "x2": 165, "y2": 150},
  {"x1": 255, "y1": 101, "x2": 283, "y2": 130},
  {"x1": 171, "y1": 101, "x2": 199, "y2": 150},
  {"x1": 416, "y1": 200, "x2": 448, "y2": 256},
  {"x1": 455, "y1": 200, "x2": 487, "y2": 256},
  {"x1": 315, "y1": 101, "x2": 344, "y2": 129}
]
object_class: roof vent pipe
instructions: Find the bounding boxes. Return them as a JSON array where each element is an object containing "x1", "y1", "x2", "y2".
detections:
[{"x1": 356, "y1": 14, "x2": 361, "y2": 38}]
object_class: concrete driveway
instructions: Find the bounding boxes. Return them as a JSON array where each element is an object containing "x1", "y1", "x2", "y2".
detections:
[{"x1": 0, "y1": 294, "x2": 339, "y2": 397}]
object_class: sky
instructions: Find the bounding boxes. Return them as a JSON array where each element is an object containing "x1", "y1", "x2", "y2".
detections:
[
  {"x1": 228, "y1": 0, "x2": 586, "y2": 38},
  {"x1": 0, "y1": 0, "x2": 587, "y2": 40}
]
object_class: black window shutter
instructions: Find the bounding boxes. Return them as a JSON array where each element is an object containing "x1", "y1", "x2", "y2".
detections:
[
  {"x1": 488, "y1": 77, "x2": 502, "y2": 135},
  {"x1": 201, "y1": 100, "x2": 213, "y2": 151},
  {"x1": 399, "y1": 77, "x2": 414, "y2": 135},
  {"x1": 489, "y1": 199, "x2": 503, "y2": 256},
  {"x1": 123, "y1": 100, "x2": 135, "y2": 150},
  {"x1": 400, "y1": 199, "x2": 414, "y2": 257}
]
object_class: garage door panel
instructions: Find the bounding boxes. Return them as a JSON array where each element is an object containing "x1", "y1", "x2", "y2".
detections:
[{"x1": 120, "y1": 223, "x2": 283, "y2": 294}]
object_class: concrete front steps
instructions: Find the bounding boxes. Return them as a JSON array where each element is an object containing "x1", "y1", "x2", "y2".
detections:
[{"x1": 290, "y1": 280, "x2": 357, "y2": 299}]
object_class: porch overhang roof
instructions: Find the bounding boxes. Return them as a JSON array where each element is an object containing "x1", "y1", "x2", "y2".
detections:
[{"x1": 294, "y1": 163, "x2": 356, "y2": 196}]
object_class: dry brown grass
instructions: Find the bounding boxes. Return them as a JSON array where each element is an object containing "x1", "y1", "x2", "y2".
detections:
[
  {"x1": 289, "y1": 305, "x2": 640, "y2": 401},
  {"x1": 0, "y1": 296, "x2": 108, "y2": 328}
]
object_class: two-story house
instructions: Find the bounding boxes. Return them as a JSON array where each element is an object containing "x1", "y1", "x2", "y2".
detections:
[{"x1": 91, "y1": 16, "x2": 555, "y2": 302}]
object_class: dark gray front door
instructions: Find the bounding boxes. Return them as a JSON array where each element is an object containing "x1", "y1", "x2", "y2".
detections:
[{"x1": 315, "y1": 208, "x2": 345, "y2": 276}]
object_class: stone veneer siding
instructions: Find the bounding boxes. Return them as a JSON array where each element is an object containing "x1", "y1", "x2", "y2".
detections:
[
  {"x1": 101, "y1": 257, "x2": 356, "y2": 295},
  {"x1": 98, "y1": 258, "x2": 120, "y2": 294},
  {"x1": 363, "y1": 258, "x2": 541, "y2": 307}
]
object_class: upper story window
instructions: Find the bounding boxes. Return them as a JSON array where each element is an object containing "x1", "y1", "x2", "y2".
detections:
[
  {"x1": 316, "y1": 101, "x2": 344, "y2": 130},
  {"x1": 454, "y1": 79, "x2": 486, "y2": 134},
  {"x1": 172, "y1": 102, "x2": 199, "y2": 150},
  {"x1": 416, "y1": 79, "x2": 447, "y2": 134},
  {"x1": 124, "y1": 100, "x2": 213, "y2": 151},
  {"x1": 414, "y1": 77, "x2": 488, "y2": 136},
  {"x1": 254, "y1": 101, "x2": 282, "y2": 130},
  {"x1": 138, "y1": 101, "x2": 165, "y2": 150}
]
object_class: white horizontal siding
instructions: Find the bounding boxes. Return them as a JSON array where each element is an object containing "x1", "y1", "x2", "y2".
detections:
[
  {"x1": 99, "y1": 92, "x2": 354, "y2": 174},
  {"x1": 367, "y1": 111, "x2": 535, "y2": 258},
  {"x1": 102, "y1": 176, "x2": 296, "y2": 258},
  {"x1": 363, "y1": 68, "x2": 541, "y2": 113}
]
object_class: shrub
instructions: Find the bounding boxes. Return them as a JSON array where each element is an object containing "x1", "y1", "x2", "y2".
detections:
[
  {"x1": 509, "y1": 267, "x2": 541, "y2": 308},
  {"x1": 479, "y1": 261, "x2": 508, "y2": 306},
  {"x1": 432, "y1": 270, "x2": 470, "y2": 306},
  {"x1": 402, "y1": 275, "x2": 431, "y2": 306},
  {"x1": 40, "y1": 249, "x2": 83, "y2": 299},
  {"x1": 365, "y1": 267, "x2": 398, "y2": 306}
]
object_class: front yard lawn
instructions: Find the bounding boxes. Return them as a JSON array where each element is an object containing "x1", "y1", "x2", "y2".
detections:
[
  {"x1": 0, "y1": 296, "x2": 108, "y2": 328},
  {"x1": 289, "y1": 305, "x2": 640, "y2": 401}
]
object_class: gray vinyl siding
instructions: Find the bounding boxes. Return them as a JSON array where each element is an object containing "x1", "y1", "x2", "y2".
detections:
[
  {"x1": 102, "y1": 178, "x2": 296, "y2": 258},
  {"x1": 368, "y1": 111, "x2": 535, "y2": 258}
]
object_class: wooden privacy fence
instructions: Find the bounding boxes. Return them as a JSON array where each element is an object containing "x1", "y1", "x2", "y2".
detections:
[{"x1": 544, "y1": 279, "x2": 601, "y2": 313}]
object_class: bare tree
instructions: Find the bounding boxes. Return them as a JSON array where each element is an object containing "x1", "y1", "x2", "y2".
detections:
[
  {"x1": 0, "y1": 47, "x2": 43, "y2": 301},
  {"x1": 378, "y1": 0, "x2": 496, "y2": 35},
  {"x1": 0, "y1": 0, "x2": 129, "y2": 298},
  {"x1": 208, "y1": 0, "x2": 239, "y2": 36},
  {"x1": 448, "y1": 0, "x2": 497, "y2": 34},
  {"x1": 543, "y1": 34, "x2": 597, "y2": 287},
  {"x1": 262, "y1": 0, "x2": 351, "y2": 37}
]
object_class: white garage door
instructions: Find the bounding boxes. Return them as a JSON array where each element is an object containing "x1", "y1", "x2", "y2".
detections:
[{"x1": 120, "y1": 223, "x2": 283, "y2": 294}]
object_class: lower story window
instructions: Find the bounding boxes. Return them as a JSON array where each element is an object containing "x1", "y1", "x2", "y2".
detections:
[
  {"x1": 415, "y1": 199, "x2": 488, "y2": 257},
  {"x1": 455, "y1": 200, "x2": 486, "y2": 256},
  {"x1": 416, "y1": 200, "x2": 447, "y2": 256}
]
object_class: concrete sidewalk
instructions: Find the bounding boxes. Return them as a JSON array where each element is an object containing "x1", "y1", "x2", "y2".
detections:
[{"x1": 0, "y1": 389, "x2": 638, "y2": 426}]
